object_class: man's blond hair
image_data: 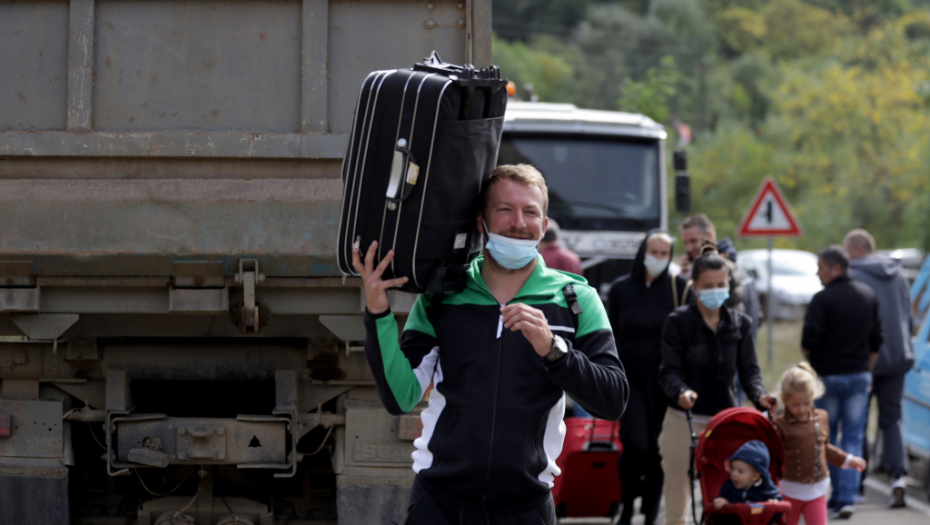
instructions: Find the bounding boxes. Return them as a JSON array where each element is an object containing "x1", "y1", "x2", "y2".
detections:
[{"x1": 480, "y1": 164, "x2": 549, "y2": 215}]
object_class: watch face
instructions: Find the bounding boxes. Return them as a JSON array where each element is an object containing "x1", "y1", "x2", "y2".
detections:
[{"x1": 553, "y1": 335, "x2": 568, "y2": 353}]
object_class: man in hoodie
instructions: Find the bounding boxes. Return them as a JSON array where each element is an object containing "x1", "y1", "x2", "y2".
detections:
[
  {"x1": 844, "y1": 229, "x2": 914, "y2": 508},
  {"x1": 713, "y1": 440, "x2": 782, "y2": 525}
]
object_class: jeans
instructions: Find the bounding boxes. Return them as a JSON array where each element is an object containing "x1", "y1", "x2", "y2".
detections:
[
  {"x1": 869, "y1": 372, "x2": 909, "y2": 480},
  {"x1": 815, "y1": 371, "x2": 871, "y2": 508}
]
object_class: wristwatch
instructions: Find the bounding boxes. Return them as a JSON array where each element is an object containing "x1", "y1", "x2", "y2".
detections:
[{"x1": 543, "y1": 335, "x2": 568, "y2": 363}]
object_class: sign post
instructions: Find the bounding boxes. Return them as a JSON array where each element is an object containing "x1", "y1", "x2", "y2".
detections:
[{"x1": 737, "y1": 176, "x2": 803, "y2": 368}]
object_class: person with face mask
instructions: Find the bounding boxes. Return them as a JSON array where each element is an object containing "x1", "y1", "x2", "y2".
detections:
[
  {"x1": 355, "y1": 164, "x2": 628, "y2": 525},
  {"x1": 657, "y1": 242, "x2": 776, "y2": 525},
  {"x1": 607, "y1": 230, "x2": 694, "y2": 525}
]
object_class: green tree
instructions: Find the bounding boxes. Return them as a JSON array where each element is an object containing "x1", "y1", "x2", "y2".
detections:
[
  {"x1": 618, "y1": 56, "x2": 682, "y2": 122},
  {"x1": 492, "y1": 35, "x2": 574, "y2": 102}
]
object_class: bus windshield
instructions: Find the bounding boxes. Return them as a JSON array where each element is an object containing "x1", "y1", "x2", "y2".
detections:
[{"x1": 497, "y1": 135, "x2": 661, "y2": 227}]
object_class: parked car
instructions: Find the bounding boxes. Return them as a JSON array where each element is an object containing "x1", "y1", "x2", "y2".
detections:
[
  {"x1": 904, "y1": 255, "x2": 930, "y2": 496},
  {"x1": 736, "y1": 249, "x2": 823, "y2": 320}
]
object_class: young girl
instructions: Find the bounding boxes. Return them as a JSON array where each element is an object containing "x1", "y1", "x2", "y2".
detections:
[{"x1": 773, "y1": 364, "x2": 867, "y2": 525}]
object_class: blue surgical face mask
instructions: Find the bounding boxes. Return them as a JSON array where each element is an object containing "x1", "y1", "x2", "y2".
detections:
[
  {"x1": 698, "y1": 287, "x2": 730, "y2": 310},
  {"x1": 483, "y1": 221, "x2": 540, "y2": 270}
]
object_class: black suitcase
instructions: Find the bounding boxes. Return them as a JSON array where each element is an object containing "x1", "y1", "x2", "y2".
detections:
[{"x1": 337, "y1": 52, "x2": 508, "y2": 294}]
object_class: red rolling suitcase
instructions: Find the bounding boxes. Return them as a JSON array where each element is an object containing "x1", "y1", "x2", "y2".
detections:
[
  {"x1": 552, "y1": 418, "x2": 623, "y2": 518},
  {"x1": 337, "y1": 52, "x2": 508, "y2": 294}
]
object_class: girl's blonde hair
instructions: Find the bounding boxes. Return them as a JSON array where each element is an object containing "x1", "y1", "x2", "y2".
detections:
[{"x1": 777, "y1": 362, "x2": 825, "y2": 401}]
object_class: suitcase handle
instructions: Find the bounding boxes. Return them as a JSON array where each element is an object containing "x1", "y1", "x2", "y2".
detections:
[
  {"x1": 585, "y1": 419, "x2": 620, "y2": 452},
  {"x1": 386, "y1": 139, "x2": 419, "y2": 209}
]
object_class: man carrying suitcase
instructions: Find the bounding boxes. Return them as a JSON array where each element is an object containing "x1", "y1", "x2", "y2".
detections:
[{"x1": 354, "y1": 164, "x2": 629, "y2": 525}]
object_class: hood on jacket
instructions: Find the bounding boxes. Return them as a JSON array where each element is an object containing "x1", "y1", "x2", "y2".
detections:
[
  {"x1": 725, "y1": 440, "x2": 780, "y2": 500},
  {"x1": 850, "y1": 253, "x2": 901, "y2": 281},
  {"x1": 717, "y1": 237, "x2": 738, "y2": 263},
  {"x1": 629, "y1": 228, "x2": 676, "y2": 286}
]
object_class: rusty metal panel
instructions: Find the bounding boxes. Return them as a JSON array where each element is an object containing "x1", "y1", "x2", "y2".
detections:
[
  {"x1": 0, "y1": 0, "x2": 69, "y2": 131},
  {"x1": 327, "y1": 0, "x2": 468, "y2": 133},
  {"x1": 114, "y1": 416, "x2": 287, "y2": 465},
  {"x1": 0, "y1": 400, "x2": 63, "y2": 459},
  {"x1": 93, "y1": 0, "x2": 301, "y2": 132},
  {"x1": 0, "y1": 178, "x2": 342, "y2": 277},
  {"x1": 0, "y1": 288, "x2": 39, "y2": 313},
  {"x1": 0, "y1": 130, "x2": 348, "y2": 157},
  {"x1": 343, "y1": 399, "x2": 414, "y2": 468},
  {"x1": 169, "y1": 288, "x2": 229, "y2": 313}
]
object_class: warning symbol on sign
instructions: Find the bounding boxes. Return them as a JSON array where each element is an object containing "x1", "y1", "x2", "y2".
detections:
[{"x1": 737, "y1": 176, "x2": 802, "y2": 237}]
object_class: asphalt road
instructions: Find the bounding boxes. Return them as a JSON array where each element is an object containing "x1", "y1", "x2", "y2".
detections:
[{"x1": 558, "y1": 474, "x2": 930, "y2": 525}]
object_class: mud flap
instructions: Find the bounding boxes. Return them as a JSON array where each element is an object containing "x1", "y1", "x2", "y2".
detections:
[{"x1": 0, "y1": 472, "x2": 69, "y2": 525}]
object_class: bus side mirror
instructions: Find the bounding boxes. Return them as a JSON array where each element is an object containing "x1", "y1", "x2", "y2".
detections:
[{"x1": 674, "y1": 149, "x2": 690, "y2": 213}]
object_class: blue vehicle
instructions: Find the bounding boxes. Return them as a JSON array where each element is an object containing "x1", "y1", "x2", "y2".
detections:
[{"x1": 905, "y1": 255, "x2": 930, "y2": 495}]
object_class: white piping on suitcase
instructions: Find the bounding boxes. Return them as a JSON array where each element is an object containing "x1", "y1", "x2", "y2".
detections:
[
  {"x1": 410, "y1": 80, "x2": 455, "y2": 289},
  {"x1": 347, "y1": 70, "x2": 396, "y2": 274},
  {"x1": 338, "y1": 70, "x2": 383, "y2": 275},
  {"x1": 389, "y1": 73, "x2": 437, "y2": 278},
  {"x1": 378, "y1": 72, "x2": 422, "y2": 264}
]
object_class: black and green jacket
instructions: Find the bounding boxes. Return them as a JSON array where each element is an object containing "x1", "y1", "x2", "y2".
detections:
[{"x1": 362, "y1": 255, "x2": 628, "y2": 501}]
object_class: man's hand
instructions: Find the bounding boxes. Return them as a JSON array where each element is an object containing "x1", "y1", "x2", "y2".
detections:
[
  {"x1": 352, "y1": 241, "x2": 408, "y2": 315},
  {"x1": 501, "y1": 303, "x2": 553, "y2": 357},
  {"x1": 713, "y1": 498, "x2": 727, "y2": 510},
  {"x1": 679, "y1": 254, "x2": 692, "y2": 275},
  {"x1": 678, "y1": 389, "x2": 698, "y2": 410}
]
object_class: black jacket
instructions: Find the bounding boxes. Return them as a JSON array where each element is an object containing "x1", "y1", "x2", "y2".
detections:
[
  {"x1": 362, "y1": 255, "x2": 628, "y2": 501},
  {"x1": 802, "y1": 274, "x2": 883, "y2": 376},
  {"x1": 659, "y1": 304, "x2": 767, "y2": 417}
]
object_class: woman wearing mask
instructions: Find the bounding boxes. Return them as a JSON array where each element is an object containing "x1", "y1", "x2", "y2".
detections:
[
  {"x1": 658, "y1": 242, "x2": 777, "y2": 525},
  {"x1": 607, "y1": 230, "x2": 693, "y2": 525}
]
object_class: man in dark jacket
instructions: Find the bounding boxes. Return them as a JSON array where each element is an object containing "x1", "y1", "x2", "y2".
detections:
[
  {"x1": 802, "y1": 245, "x2": 883, "y2": 519},
  {"x1": 355, "y1": 164, "x2": 628, "y2": 525},
  {"x1": 845, "y1": 229, "x2": 914, "y2": 507}
]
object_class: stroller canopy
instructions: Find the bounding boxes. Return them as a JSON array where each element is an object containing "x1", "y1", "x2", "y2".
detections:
[{"x1": 695, "y1": 408, "x2": 786, "y2": 498}]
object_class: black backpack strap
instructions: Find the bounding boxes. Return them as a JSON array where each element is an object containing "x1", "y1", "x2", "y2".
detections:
[
  {"x1": 562, "y1": 284, "x2": 583, "y2": 330},
  {"x1": 424, "y1": 293, "x2": 445, "y2": 329}
]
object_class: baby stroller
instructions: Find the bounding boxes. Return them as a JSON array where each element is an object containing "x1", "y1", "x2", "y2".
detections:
[{"x1": 688, "y1": 407, "x2": 793, "y2": 525}]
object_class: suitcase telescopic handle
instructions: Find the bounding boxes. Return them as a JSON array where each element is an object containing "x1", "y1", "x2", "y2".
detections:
[{"x1": 386, "y1": 138, "x2": 419, "y2": 210}]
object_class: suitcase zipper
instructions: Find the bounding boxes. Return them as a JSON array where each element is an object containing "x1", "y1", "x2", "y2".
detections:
[
  {"x1": 347, "y1": 70, "x2": 395, "y2": 271},
  {"x1": 338, "y1": 70, "x2": 385, "y2": 274},
  {"x1": 409, "y1": 79, "x2": 454, "y2": 289},
  {"x1": 378, "y1": 72, "x2": 420, "y2": 262},
  {"x1": 387, "y1": 73, "x2": 436, "y2": 275}
]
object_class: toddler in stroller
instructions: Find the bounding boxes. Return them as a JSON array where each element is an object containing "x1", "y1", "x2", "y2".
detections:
[
  {"x1": 712, "y1": 440, "x2": 782, "y2": 525},
  {"x1": 691, "y1": 408, "x2": 792, "y2": 525}
]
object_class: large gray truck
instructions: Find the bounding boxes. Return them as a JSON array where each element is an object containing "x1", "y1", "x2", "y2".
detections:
[
  {"x1": 0, "y1": 1, "x2": 491, "y2": 523},
  {"x1": 0, "y1": 2, "x2": 686, "y2": 523}
]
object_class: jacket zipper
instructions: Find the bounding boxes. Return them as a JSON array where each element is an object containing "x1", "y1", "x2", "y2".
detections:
[{"x1": 482, "y1": 310, "x2": 505, "y2": 499}]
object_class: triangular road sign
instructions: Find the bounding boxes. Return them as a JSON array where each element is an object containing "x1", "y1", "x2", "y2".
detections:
[{"x1": 737, "y1": 176, "x2": 802, "y2": 237}]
